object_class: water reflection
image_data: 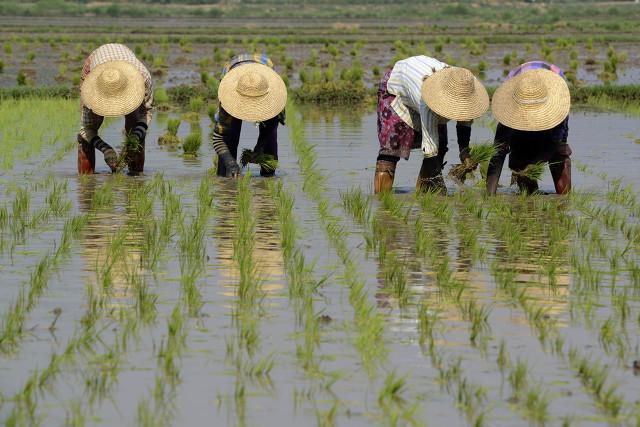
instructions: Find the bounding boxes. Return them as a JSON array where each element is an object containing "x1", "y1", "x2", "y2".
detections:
[
  {"x1": 77, "y1": 175, "x2": 146, "y2": 309},
  {"x1": 488, "y1": 196, "x2": 571, "y2": 321},
  {"x1": 211, "y1": 178, "x2": 285, "y2": 301}
]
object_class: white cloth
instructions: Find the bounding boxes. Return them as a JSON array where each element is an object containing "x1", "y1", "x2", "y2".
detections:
[{"x1": 386, "y1": 55, "x2": 471, "y2": 158}]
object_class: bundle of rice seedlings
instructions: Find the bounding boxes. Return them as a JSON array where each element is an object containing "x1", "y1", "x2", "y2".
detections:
[
  {"x1": 511, "y1": 162, "x2": 546, "y2": 183},
  {"x1": 449, "y1": 143, "x2": 497, "y2": 182},
  {"x1": 240, "y1": 149, "x2": 278, "y2": 173},
  {"x1": 158, "y1": 118, "x2": 181, "y2": 145},
  {"x1": 116, "y1": 132, "x2": 143, "y2": 169},
  {"x1": 182, "y1": 131, "x2": 202, "y2": 156}
]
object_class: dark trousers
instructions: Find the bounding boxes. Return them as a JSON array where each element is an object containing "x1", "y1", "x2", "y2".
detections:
[{"x1": 217, "y1": 116, "x2": 279, "y2": 177}]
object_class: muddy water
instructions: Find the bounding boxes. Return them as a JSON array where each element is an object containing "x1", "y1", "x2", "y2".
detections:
[{"x1": 1, "y1": 106, "x2": 640, "y2": 426}]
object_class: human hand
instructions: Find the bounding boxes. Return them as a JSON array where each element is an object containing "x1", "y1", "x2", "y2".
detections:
[{"x1": 103, "y1": 148, "x2": 119, "y2": 172}]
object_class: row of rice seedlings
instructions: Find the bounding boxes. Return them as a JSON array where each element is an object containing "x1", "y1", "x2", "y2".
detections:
[
  {"x1": 59, "y1": 178, "x2": 176, "y2": 422},
  {"x1": 176, "y1": 178, "x2": 211, "y2": 316},
  {"x1": 287, "y1": 101, "x2": 388, "y2": 378},
  {"x1": 267, "y1": 180, "x2": 341, "y2": 418},
  {"x1": 471, "y1": 192, "x2": 630, "y2": 422},
  {"x1": 4, "y1": 207, "x2": 144, "y2": 424},
  {"x1": 0, "y1": 208, "x2": 89, "y2": 354},
  {"x1": 564, "y1": 191, "x2": 640, "y2": 337},
  {"x1": 137, "y1": 177, "x2": 207, "y2": 426},
  {"x1": 0, "y1": 180, "x2": 70, "y2": 255},
  {"x1": 219, "y1": 173, "x2": 273, "y2": 426},
  {"x1": 338, "y1": 189, "x2": 425, "y2": 421},
  {"x1": 497, "y1": 342, "x2": 553, "y2": 424},
  {"x1": 143, "y1": 175, "x2": 182, "y2": 273},
  {"x1": 387, "y1": 191, "x2": 511, "y2": 424},
  {"x1": 483, "y1": 194, "x2": 634, "y2": 421},
  {"x1": 412, "y1": 192, "x2": 493, "y2": 348},
  {"x1": 342, "y1": 186, "x2": 496, "y2": 422}
]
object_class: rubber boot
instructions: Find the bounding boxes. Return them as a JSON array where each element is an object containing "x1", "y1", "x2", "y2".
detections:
[
  {"x1": 374, "y1": 160, "x2": 396, "y2": 194},
  {"x1": 127, "y1": 140, "x2": 145, "y2": 175},
  {"x1": 416, "y1": 156, "x2": 446, "y2": 194},
  {"x1": 77, "y1": 134, "x2": 95, "y2": 175}
]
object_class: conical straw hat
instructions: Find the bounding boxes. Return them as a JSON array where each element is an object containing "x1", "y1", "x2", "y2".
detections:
[
  {"x1": 421, "y1": 67, "x2": 489, "y2": 121},
  {"x1": 491, "y1": 68, "x2": 570, "y2": 131},
  {"x1": 80, "y1": 60, "x2": 145, "y2": 117},
  {"x1": 218, "y1": 63, "x2": 287, "y2": 122}
]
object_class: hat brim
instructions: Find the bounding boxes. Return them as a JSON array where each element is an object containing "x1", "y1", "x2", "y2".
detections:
[
  {"x1": 218, "y1": 63, "x2": 287, "y2": 122},
  {"x1": 491, "y1": 68, "x2": 570, "y2": 131},
  {"x1": 421, "y1": 67, "x2": 489, "y2": 122},
  {"x1": 80, "y1": 60, "x2": 145, "y2": 117}
]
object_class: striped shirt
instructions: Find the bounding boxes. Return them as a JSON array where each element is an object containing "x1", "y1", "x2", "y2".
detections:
[
  {"x1": 79, "y1": 43, "x2": 153, "y2": 141},
  {"x1": 507, "y1": 61, "x2": 565, "y2": 80},
  {"x1": 386, "y1": 56, "x2": 471, "y2": 158}
]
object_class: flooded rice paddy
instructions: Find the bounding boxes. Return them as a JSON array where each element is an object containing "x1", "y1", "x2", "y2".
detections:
[{"x1": 1, "y1": 100, "x2": 640, "y2": 426}]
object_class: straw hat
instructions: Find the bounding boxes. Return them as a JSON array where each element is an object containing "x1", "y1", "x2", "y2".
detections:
[
  {"x1": 421, "y1": 67, "x2": 489, "y2": 121},
  {"x1": 80, "y1": 60, "x2": 145, "y2": 117},
  {"x1": 491, "y1": 68, "x2": 570, "y2": 131},
  {"x1": 218, "y1": 63, "x2": 287, "y2": 122}
]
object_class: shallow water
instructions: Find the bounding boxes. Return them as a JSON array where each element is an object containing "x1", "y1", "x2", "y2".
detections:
[{"x1": 1, "y1": 105, "x2": 640, "y2": 426}]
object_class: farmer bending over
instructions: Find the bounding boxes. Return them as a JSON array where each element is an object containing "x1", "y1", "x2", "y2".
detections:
[
  {"x1": 77, "y1": 43, "x2": 153, "y2": 175},
  {"x1": 212, "y1": 54, "x2": 287, "y2": 177},
  {"x1": 486, "y1": 62, "x2": 572, "y2": 195},
  {"x1": 373, "y1": 55, "x2": 489, "y2": 194}
]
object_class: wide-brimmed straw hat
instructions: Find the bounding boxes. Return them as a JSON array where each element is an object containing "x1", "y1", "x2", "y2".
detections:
[
  {"x1": 80, "y1": 60, "x2": 145, "y2": 117},
  {"x1": 421, "y1": 67, "x2": 489, "y2": 121},
  {"x1": 218, "y1": 63, "x2": 287, "y2": 122},
  {"x1": 491, "y1": 68, "x2": 570, "y2": 131}
]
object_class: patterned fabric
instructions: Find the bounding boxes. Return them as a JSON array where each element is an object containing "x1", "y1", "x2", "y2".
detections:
[
  {"x1": 385, "y1": 55, "x2": 447, "y2": 158},
  {"x1": 212, "y1": 53, "x2": 284, "y2": 159},
  {"x1": 507, "y1": 61, "x2": 565, "y2": 80},
  {"x1": 377, "y1": 69, "x2": 421, "y2": 160},
  {"x1": 221, "y1": 53, "x2": 273, "y2": 78},
  {"x1": 79, "y1": 43, "x2": 153, "y2": 141},
  {"x1": 384, "y1": 56, "x2": 473, "y2": 158}
]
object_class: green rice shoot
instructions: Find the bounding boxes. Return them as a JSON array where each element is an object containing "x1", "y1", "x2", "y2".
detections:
[
  {"x1": 240, "y1": 149, "x2": 279, "y2": 173},
  {"x1": 449, "y1": 143, "x2": 497, "y2": 182},
  {"x1": 511, "y1": 162, "x2": 546, "y2": 182}
]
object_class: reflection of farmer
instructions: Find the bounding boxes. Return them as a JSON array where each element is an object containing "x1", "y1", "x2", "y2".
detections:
[
  {"x1": 77, "y1": 43, "x2": 153, "y2": 175},
  {"x1": 212, "y1": 54, "x2": 287, "y2": 178},
  {"x1": 373, "y1": 56, "x2": 489, "y2": 194},
  {"x1": 212, "y1": 181, "x2": 285, "y2": 297},
  {"x1": 486, "y1": 62, "x2": 572, "y2": 195}
]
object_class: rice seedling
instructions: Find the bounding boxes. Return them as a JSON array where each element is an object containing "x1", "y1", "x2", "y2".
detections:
[
  {"x1": 158, "y1": 118, "x2": 180, "y2": 145},
  {"x1": 510, "y1": 162, "x2": 547, "y2": 187},
  {"x1": 182, "y1": 125, "x2": 202, "y2": 156},
  {"x1": 239, "y1": 149, "x2": 278, "y2": 173},
  {"x1": 449, "y1": 143, "x2": 497, "y2": 183}
]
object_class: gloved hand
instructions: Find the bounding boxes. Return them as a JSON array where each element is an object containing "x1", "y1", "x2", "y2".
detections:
[
  {"x1": 90, "y1": 135, "x2": 119, "y2": 172},
  {"x1": 220, "y1": 152, "x2": 240, "y2": 178},
  {"x1": 103, "y1": 148, "x2": 119, "y2": 172}
]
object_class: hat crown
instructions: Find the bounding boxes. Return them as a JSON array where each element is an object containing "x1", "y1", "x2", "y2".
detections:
[
  {"x1": 236, "y1": 71, "x2": 269, "y2": 97},
  {"x1": 97, "y1": 68, "x2": 128, "y2": 96},
  {"x1": 512, "y1": 74, "x2": 548, "y2": 107},
  {"x1": 443, "y1": 68, "x2": 476, "y2": 98}
]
